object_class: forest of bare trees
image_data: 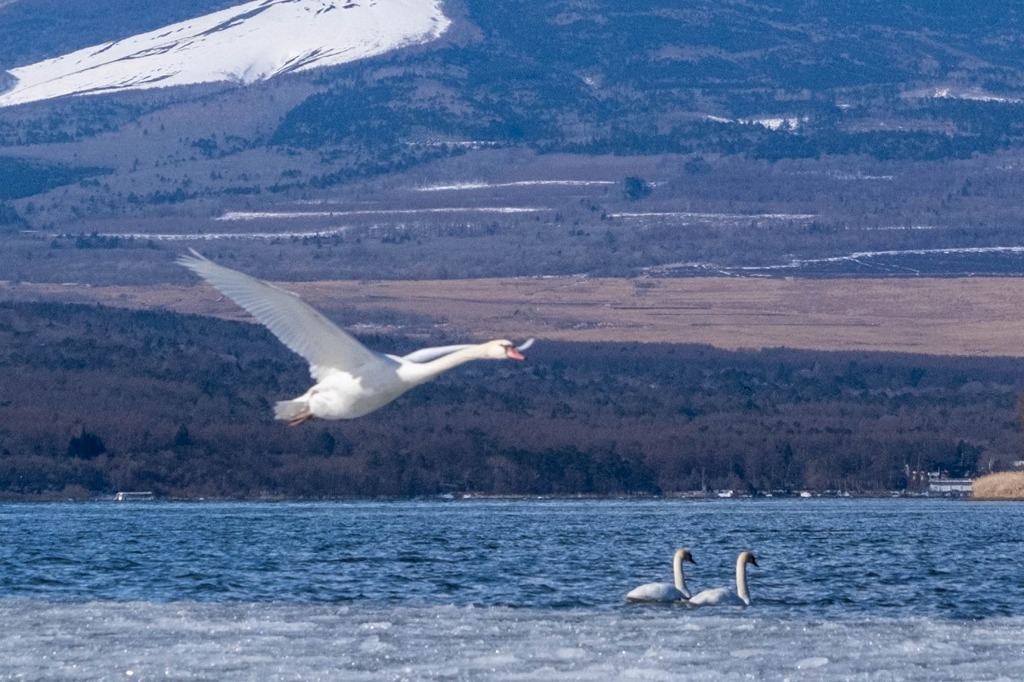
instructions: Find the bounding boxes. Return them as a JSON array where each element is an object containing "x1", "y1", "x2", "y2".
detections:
[{"x1": 1, "y1": 300, "x2": 1020, "y2": 500}]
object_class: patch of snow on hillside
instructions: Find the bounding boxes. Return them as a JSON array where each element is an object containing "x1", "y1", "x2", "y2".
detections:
[
  {"x1": 703, "y1": 114, "x2": 805, "y2": 130},
  {"x1": 903, "y1": 86, "x2": 1021, "y2": 104},
  {"x1": 55, "y1": 228, "x2": 353, "y2": 241},
  {"x1": 645, "y1": 245, "x2": 1024, "y2": 276},
  {"x1": 217, "y1": 206, "x2": 544, "y2": 220},
  {"x1": 608, "y1": 211, "x2": 816, "y2": 220},
  {"x1": 414, "y1": 180, "x2": 617, "y2": 191},
  {"x1": 742, "y1": 116, "x2": 801, "y2": 131},
  {"x1": 0, "y1": 0, "x2": 449, "y2": 107}
]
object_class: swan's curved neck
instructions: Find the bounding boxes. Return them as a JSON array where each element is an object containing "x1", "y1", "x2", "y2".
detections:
[
  {"x1": 673, "y1": 553, "x2": 689, "y2": 597},
  {"x1": 401, "y1": 344, "x2": 493, "y2": 384},
  {"x1": 735, "y1": 554, "x2": 751, "y2": 605}
]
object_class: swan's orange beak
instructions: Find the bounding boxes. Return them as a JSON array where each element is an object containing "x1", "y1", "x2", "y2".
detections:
[{"x1": 505, "y1": 346, "x2": 526, "y2": 360}]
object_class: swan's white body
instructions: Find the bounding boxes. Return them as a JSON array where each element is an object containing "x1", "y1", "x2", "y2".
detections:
[
  {"x1": 177, "y1": 250, "x2": 532, "y2": 424},
  {"x1": 625, "y1": 548, "x2": 695, "y2": 603},
  {"x1": 687, "y1": 551, "x2": 758, "y2": 607}
]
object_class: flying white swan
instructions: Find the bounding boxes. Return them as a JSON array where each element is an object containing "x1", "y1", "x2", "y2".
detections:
[
  {"x1": 686, "y1": 550, "x2": 759, "y2": 607},
  {"x1": 177, "y1": 249, "x2": 533, "y2": 424},
  {"x1": 625, "y1": 548, "x2": 696, "y2": 603}
]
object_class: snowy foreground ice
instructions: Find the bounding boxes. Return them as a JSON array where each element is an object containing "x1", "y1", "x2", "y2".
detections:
[
  {"x1": 0, "y1": 0, "x2": 449, "y2": 107},
  {"x1": 2, "y1": 601, "x2": 1023, "y2": 681}
]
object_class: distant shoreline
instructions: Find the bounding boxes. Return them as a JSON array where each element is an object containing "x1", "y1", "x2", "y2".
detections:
[{"x1": 0, "y1": 491, "x2": 980, "y2": 503}]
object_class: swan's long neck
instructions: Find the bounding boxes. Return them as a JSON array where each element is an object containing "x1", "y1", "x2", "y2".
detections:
[
  {"x1": 735, "y1": 553, "x2": 751, "y2": 606},
  {"x1": 673, "y1": 552, "x2": 689, "y2": 598},
  {"x1": 400, "y1": 344, "x2": 496, "y2": 385}
]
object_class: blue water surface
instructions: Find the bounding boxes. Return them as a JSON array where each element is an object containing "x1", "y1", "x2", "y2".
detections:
[
  {"x1": 1, "y1": 498, "x2": 1021, "y2": 617},
  {"x1": 2, "y1": 498, "x2": 1024, "y2": 680}
]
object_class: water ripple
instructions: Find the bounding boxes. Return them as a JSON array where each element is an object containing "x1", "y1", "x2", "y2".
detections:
[{"x1": 1, "y1": 499, "x2": 1023, "y2": 619}]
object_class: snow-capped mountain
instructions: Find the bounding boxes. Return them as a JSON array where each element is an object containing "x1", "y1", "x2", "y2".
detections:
[{"x1": 0, "y1": 0, "x2": 449, "y2": 107}]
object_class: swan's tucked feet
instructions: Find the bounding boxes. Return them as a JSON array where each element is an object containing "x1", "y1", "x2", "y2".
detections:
[
  {"x1": 288, "y1": 412, "x2": 313, "y2": 426},
  {"x1": 275, "y1": 398, "x2": 312, "y2": 425}
]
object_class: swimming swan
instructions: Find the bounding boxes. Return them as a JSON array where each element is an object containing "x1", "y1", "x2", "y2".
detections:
[
  {"x1": 687, "y1": 551, "x2": 758, "y2": 606},
  {"x1": 625, "y1": 548, "x2": 695, "y2": 603},
  {"x1": 177, "y1": 250, "x2": 533, "y2": 424}
]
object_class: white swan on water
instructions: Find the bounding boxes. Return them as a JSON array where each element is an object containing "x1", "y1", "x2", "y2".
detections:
[
  {"x1": 625, "y1": 548, "x2": 695, "y2": 603},
  {"x1": 687, "y1": 551, "x2": 759, "y2": 606},
  {"x1": 177, "y1": 250, "x2": 533, "y2": 424}
]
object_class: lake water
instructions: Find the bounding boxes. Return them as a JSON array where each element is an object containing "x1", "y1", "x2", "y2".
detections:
[{"x1": 1, "y1": 498, "x2": 1023, "y2": 680}]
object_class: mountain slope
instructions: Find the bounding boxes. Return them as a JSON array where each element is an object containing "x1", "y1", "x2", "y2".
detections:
[
  {"x1": 4, "y1": 0, "x2": 1024, "y2": 283},
  {"x1": 272, "y1": 0, "x2": 1024, "y2": 159},
  {"x1": 0, "y1": 0, "x2": 449, "y2": 107}
]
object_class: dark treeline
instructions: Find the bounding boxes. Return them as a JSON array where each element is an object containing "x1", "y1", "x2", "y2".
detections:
[
  {"x1": 1, "y1": 301, "x2": 1021, "y2": 500},
  {"x1": 0, "y1": 157, "x2": 109, "y2": 201}
]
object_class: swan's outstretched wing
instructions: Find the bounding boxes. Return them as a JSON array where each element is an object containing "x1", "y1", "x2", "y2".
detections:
[{"x1": 178, "y1": 250, "x2": 381, "y2": 378}]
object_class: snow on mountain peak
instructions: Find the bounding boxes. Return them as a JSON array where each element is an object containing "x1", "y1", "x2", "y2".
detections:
[{"x1": 0, "y1": 0, "x2": 450, "y2": 107}]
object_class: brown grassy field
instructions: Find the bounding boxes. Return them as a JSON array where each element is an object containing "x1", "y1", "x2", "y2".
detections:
[
  {"x1": 972, "y1": 472, "x2": 1024, "y2": 500},
  {"x1": 5, "y1": 276, "x2": 1024, "y2": 357}
]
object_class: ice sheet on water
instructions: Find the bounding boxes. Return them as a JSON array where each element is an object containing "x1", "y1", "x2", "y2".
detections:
[{"x1": 1, "y1": 601, "x2": 1023, "y2": 681}]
